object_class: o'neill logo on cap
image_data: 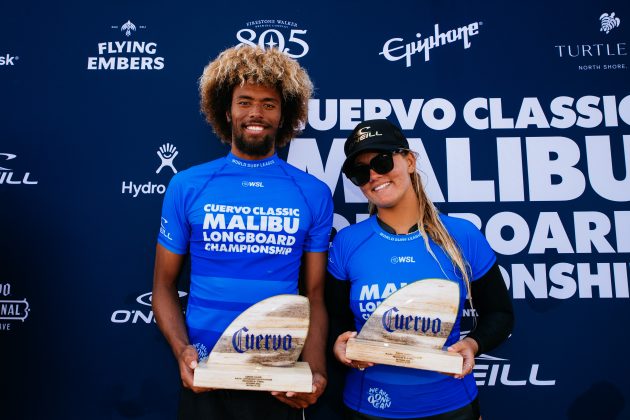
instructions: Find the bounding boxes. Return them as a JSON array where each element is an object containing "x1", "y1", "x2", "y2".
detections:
[{"x1": 355, "y1": 126, "x2": 382, "y2": 143}]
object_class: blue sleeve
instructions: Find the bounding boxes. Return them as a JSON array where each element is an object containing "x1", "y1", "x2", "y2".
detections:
[
  {"x1": 157, "y1": 174, "x2": 190, "y2": 254},
  {"x1": 460, "y1": 220, "x2": 496, "y2": 281},
  {"x1": 303, "y1": 183, "x2": 334, "y2": 253},
  {"x1": 327, "y1": 231, "x2": 348, "y2": 280}
]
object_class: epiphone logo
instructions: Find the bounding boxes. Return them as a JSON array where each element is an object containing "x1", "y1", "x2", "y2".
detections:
[
  {"x1": 231, "y1": 326, "x2": 293, "y2": 353},
  {"x1": 381, "y1": 306, "x2": 442, "y2": 334}
]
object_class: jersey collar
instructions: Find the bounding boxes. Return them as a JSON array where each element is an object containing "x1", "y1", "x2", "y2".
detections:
[{"x1": 226, "y1": 152, "x2": 280, "y2": 169}]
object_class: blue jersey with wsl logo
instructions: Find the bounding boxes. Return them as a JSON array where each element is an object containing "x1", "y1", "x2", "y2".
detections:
[
  {"x1": 158, "y1": 152, "x2": 333, "y2": 358},
  {"x1": 328, "y1": 215, "x2": 495, "y2": 418}
]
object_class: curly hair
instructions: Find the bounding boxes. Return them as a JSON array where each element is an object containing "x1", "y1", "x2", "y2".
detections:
[{"x1": 199, "y1": 45, "x2": 314, "y2": 148}]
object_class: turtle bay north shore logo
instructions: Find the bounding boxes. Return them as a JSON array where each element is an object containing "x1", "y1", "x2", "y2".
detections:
[
  {"x1": 600, "y1": 12, "x2": 621, "y2": 34},
  {"x1": 236, "y1": 19, "x2": 310, "y2": 58},
  {"x1": 380, "y1": 21, "x2": 482, "y2": 67},
  {"x1": 0, "y1": 283, "x2": 30, "y2": 331},
  {"x1": 554, "y1": 12, "x2": 627, "y2": 71},
  {"x1": 87, "y1": 20, "x2": 164, "y2": 70},
  {"x1": 0, "y1": 153, "x2": 38, "y2": 185},
  {"x1": 121, "y1": 143, "x2": 178, "y2": 197}
]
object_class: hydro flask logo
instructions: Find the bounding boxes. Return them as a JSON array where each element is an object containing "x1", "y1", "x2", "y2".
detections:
[{"x1": 156, "y1": 143, "x2": 178, "y2": 174}]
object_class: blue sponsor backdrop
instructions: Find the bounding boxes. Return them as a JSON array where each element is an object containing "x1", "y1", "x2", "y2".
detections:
[{"x1": 1, "y1": 0, "x2": 629, "y2": 419}]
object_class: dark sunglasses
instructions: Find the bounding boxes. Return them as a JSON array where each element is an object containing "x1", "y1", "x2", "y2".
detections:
[{"x1": 344, "y1": 150, "x2": 407, "y2": 186}]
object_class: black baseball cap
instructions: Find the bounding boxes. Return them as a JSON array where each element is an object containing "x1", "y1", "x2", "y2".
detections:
[{"x1": 342, "y1": 119, "x2": 409, "y2": 173}]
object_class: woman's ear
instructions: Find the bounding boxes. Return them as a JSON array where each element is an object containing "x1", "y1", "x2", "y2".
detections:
[
  {"x1": 226, "y1": 111, "x2": 231, "y2": 123},
  {"x1": 406, "y1": 152, "x2": 416, "y2": 173}
]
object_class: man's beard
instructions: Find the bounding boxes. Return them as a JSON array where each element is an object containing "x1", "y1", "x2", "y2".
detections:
[{"x1": 233, "y1": 133, "x2": 275, "y2": 157}]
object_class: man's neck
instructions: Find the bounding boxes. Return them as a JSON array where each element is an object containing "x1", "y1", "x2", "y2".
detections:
[{"x1": 230, "y1": 146, "x2": 275, "y2": 160}]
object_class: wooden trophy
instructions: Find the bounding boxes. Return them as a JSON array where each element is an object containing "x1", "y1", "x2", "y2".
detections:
[
  {"x1": 345, "y1": 279, "x2": 463, "y2": 374},
  {"x1": 193, "y1": 294, "x2": 313, "y2": 392}
]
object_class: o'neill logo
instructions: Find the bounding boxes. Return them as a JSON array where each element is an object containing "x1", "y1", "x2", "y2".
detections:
[
  {"x1": 111, "y1": 290, "x2": 187, "y2": 324},
  {"x1": 160, "y1": 217, "x2": 174, "y2": 241},
  {"x1": 380, "y1": 21, "x2": 481, "y2": 67},
  {"x1": 353, "y1": 126, "x2": 382, "y2": 144},
  {"x1": 237, "y1": 19, "x2": 310, "y2": 58},
  {"x1": 0, "y1": 283, "x2": 30, "y2": 332},
  {"x1": 474, "y1": 354, "x2": 556, "y2": 387},
  {"x1": 122, "y1": 143, "x2": 178, "y2": 197},
  {"x1": 600, "y1": 13, "x2": 621, "y2": 34},
  {"x1": 87, "y1": 20, "x2": 165, "y2": 70},
  {"x1": 0, "y1": 153, "x2": 38, "y2": 185}
]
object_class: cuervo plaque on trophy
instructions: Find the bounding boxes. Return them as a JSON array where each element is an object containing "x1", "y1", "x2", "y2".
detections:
[
  {"x1": 345, "y1": 279, "x2": 464, "y2": 374},
  {"x1": 193, "y1": 294, "x2": 313, "y2": 392}
]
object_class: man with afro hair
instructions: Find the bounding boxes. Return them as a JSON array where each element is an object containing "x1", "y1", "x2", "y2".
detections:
[{"x1": 153, "y1": 45, "x2": 333, "y2": 419}]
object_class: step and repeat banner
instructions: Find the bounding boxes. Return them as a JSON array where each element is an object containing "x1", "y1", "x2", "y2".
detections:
[{"x1": 1, "y1": 1, "x2": 629, "y2": 419}]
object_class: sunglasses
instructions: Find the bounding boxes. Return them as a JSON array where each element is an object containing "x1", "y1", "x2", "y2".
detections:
[{"x1": 344, "y1": 150, "x2": 407, "y2": 186}]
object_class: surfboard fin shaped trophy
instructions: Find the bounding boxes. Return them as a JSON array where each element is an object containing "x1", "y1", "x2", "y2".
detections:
[
  {"x1": 345, "y1": 279, "x2": 464, "y2": 374},
  {"x1": 193, "y1": 294, "x2": 313, "y2": 392}
]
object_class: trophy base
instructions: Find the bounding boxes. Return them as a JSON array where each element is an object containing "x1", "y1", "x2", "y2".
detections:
[
  {"x1": 346, "y1": 337, "x2": 463, "y2": 374},
  {"x1": 193, "y1": 361, "x2": 313, "y2": 392}
]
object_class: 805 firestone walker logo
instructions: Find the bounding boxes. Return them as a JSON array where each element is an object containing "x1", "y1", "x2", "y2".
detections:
[
  {"x1": 87, "y1": 20, "x2": 165, "y2": 70},
  {"x1": 236, "y1": 19, "x2": 309, "y2": 58}
]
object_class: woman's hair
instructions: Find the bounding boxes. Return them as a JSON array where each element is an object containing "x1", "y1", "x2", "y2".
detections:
[
  {"x1": 199, "y1": 45, "x2": 313, "y2": 148},
  {"x1": 368, "y1": 152, "x2": 473, "y2": 301}
]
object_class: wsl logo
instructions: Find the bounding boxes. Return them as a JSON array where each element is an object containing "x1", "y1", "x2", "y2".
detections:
[
  {"x1": 87, "y1": 20, "x2": 165, "y2": 70},
  {"x1": 0, "y1": 153, "x2": 38, "y2": 186},
  {"x1": 390, "y1": 256, "x2": 416, "y2": 264},
  {"x1": 237, "y1": 19, "x2": 310, "y2": 58},
  {"x1": 241, "y1": 181, "x2": 264, "y2": 188},
  {"x1": 121, "y1": 143, "x2": 178, "y2": 198},
  {"x1": 231, "y1": 326, "x2": 293, "y2": 353}
]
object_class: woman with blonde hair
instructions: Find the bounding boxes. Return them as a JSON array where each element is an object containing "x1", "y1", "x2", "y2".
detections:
[{"x1": 328, "y1": 119, "x2": 514, "y2": 419}]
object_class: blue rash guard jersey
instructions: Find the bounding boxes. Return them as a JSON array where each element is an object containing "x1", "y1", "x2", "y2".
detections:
[
  {"x1": 157, "y1": 153, "x2": 333, "y2": 357},
  {"x1": 328, "y1": 215, "x2": 496, "y2": 418}
]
